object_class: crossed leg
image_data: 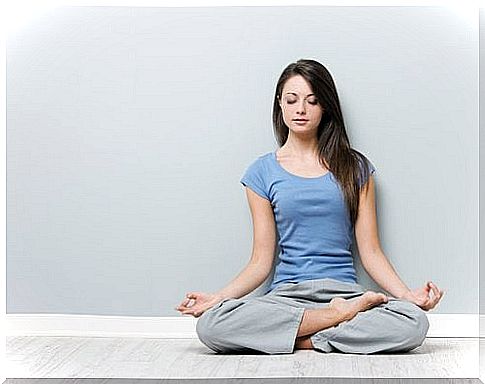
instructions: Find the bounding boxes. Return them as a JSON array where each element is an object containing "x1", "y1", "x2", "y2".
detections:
[
  {"x1": 196, "y1": 288, "x2": 429, "y2": 354},
  {"x1": 294, "y1": 291, "x2": 389, "y2": 349},
  {"x1": 308, "y1": 298, "x2": 429, "y2": 354}
]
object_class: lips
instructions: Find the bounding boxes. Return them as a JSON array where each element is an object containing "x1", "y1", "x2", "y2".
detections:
[{"x1": 293, "y1": 119, "x2": 308, "y2": 121}]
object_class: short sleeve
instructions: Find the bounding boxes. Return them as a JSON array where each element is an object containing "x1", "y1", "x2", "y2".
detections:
[
  {"x1": 240, "y1": 158, "x2": 270, "y2": 201},
  {"x1": 358, "y1": 156, "x2": 377, "y2": 188}
]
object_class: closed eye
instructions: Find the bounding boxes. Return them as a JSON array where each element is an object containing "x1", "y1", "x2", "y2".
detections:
[{"x1": 286, "y1": 100, "x2": 318, "y2": 105}]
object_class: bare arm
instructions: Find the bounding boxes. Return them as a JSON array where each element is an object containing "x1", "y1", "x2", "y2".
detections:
[
  {"x1": 355, "y1": 174, "x2": 445, "y2": 310},
  {"x1": 216, "y1": 187, "x2": 277, "y2": 300},
  {"x1": 355, "y1": 174, "x2": 411, "y2": 298}
]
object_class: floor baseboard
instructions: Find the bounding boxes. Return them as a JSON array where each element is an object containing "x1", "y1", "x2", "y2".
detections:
[{"x1": 5, "y1": 313, "x2": 482, "y2": 338}]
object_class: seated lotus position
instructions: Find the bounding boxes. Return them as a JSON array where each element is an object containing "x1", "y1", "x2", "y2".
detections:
[{"x1": 175, "y1": 58, "x2": 444, "y2": 355}]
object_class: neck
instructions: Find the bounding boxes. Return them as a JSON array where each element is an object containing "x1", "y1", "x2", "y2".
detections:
[{"x1": 281, "y1": 133, "x2": 319, "y2": 159}]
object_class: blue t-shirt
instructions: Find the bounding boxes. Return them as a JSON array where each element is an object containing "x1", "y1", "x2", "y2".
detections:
[{"x1": 240, "y1": 150, "x2": 376, "y2": 293}]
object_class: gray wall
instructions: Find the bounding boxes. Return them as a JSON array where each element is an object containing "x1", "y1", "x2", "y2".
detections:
[{"x1": 7, "y1": 6, "x2": 477, "y2": 316}]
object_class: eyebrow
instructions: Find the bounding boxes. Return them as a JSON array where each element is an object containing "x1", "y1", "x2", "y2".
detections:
[{"x1": 284, "y1": 92, "x2": 315, "y2": 97}]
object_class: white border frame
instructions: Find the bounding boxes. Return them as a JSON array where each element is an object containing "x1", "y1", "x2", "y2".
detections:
[{"x1": 1, "y1": 1, "x2": 481, "y2": 382}]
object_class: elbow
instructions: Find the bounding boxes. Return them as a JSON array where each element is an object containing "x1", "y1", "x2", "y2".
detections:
[
  {"x1": 360, "y1": 248, "x2": 385, "y2": 267},
  {"x1": 247, "y1": 261, "x2": 273, "y2": 281}
]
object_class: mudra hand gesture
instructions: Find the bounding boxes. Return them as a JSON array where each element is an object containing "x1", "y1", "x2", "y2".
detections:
[
  {"x1": 175, "y1": 291, "x2": 225, "y2": 318},
  {"x1": 400, "y1": 281, "x2": 444, "y2": 311}
]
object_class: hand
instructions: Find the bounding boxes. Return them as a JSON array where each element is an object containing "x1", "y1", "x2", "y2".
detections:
[
  {"x1": 175, "y1": 291, "x2": 226, "y2": 318},
  {"x1": 400, "y1": 281, "x2": 445, "y2": 311}
]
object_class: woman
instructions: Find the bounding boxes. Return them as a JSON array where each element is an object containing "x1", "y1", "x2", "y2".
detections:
[{"x1": 175, "y1": 59, "x2": 444, "y2": 355}]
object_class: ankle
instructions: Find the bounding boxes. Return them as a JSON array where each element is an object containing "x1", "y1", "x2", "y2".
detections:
[
  {"x1": 295, "y1": 336, "x2": 314, "y2": 349},
  {"x1": 327, "y1": 298, "x2": 354, "y2": 322}
]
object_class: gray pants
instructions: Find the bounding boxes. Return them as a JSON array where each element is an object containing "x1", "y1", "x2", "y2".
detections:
[{"x1": 195, "y1": 278, "x2": 430, "y2": 355}]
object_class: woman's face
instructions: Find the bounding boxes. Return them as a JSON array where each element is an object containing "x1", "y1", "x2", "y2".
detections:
[{"x1": 278, "y1": 75, "x2": 324, "y2": 134}]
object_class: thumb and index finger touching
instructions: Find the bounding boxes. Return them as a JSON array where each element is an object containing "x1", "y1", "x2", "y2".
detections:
[
  {"x1": 420, "y1": 281, "x2": 445, "y2": 310},
  {"x1": 426, "y1": 281, "x2": 445, "y2": 300},
  {"x1": 175, "y1": 293, "x2": 196, "y2": 310}
]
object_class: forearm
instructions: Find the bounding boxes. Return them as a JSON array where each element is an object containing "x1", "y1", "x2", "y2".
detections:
[
  {"x1": 362, "y1": 250, "x2": 411, "y2": 299},
  {"x1": 215, "y1": 262, "x2": 270, "y2": 300}
]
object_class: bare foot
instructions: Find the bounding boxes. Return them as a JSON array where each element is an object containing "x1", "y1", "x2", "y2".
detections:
[{"x1": 328, "y1": 291, "x2": 388, "y2": 322}]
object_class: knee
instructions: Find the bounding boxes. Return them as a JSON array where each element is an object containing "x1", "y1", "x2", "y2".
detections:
[
  {"x1": 196, "y1": 310, "x2": 224, "y2": 353},
  {"x1": 413, "y1": 306, "x2": 430, "y2": 346},
  {"x1": 195, "y1": 299, "x2": 238, "y2": 353},
  {"x1": 409, "y1": 303, "x2": 429, "y2": 343},
  {"x1": 394, "y1": 300, "x2": 430, "y2": 349},
  {"x1": 195, "y1": 311, "x2": 210, "y2": 341}
]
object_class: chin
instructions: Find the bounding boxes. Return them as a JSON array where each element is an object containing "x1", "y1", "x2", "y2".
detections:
[{"x1": 290, "y1": 127, "x2": 318, "y2": 136}]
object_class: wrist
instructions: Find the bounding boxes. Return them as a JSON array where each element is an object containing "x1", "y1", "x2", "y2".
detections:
[
  {"x1": 395, "y1": 289, "x2": 412, "y2": 300},
  {"x1": 214, "y1": 291, "x2": 231, "y2": 301}
]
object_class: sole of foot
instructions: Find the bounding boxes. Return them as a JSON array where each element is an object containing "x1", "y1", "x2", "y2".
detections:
[{"x1": 329, "y1": 291, "x2": 388, "y2": 322}]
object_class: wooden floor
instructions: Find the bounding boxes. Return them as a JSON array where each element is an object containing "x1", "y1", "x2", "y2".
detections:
[{"x1": 4, "y1": 336, "x2": 482, "y2": 381}]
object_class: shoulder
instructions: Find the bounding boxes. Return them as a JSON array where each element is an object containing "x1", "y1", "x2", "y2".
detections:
[
  {"x1": 240, "y1": 152, "x2": 274, "y2": 186},
  {"x1": 353, "y1": 150, "x2": 376, "y2": 172},
  {"x1": 256, "y1": 151, "x2": 273, "y2": 162},
  {"x1": 353, "y1": 150, "x2": 377, "y2": 187},
  {"x1": 240, "y1": 152, "x2": 274, "y2": 200},
  {"x1": 245, "y1": 152, "x2": 273, "y2": 169}
]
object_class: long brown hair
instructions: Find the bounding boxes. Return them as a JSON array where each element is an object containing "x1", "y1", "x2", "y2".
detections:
[{"x1": 272, "y1": 59, "x2": 374, "y2": 227}]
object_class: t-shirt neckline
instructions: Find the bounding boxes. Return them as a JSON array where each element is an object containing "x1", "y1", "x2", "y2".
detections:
[{"x1": 271, "y1": 150, "x2": 331, "y2": 180}]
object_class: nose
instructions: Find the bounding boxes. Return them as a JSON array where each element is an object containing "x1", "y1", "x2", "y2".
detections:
[{"x1": 296, "y1": 99, "x2": 307, "y2": 115}]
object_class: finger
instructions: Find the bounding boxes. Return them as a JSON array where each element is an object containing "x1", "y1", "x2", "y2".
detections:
[
  {"x1": 432, "y1": 290, "x2": 442, "y2": 303},
  {"x1": 429, "y1": 282, "x2": 440, "y2": 297},
  {"x1": 182, "y1": 305, "x2": 201, "y2": 315},
  {"x1": 437, "y1": 289, "x2": 445, "y2": 301},
  {"x1": 419, "y1": 285, "x2": 430, "y2": 297},
  {"x1": 179, "y1": 298, "x2": 191, "y2": 307},
  {"x1": 185, "y1": 299, "x2": 196, "y2": 308},
  {"x1": 430, "y1": 290, "x2": 442, "y2": 306},
  {"x1": 179, "y1": 301, "x2": 196, "y2": 310},
  {"x1": 181, "y1": 309, "x2": 195, "y2": 316},
  {"x1": 434, "y1": 290, "x2": 445, "y2": 306},
  {"x1": 178, "y1": 302, "x2": 191, "y2": 310},
  {"x1": 429, "y1": 298, "x2": 439, "y2": 310},
  {"x1": 428, "y1": 291, "x2": 444, "y2": 310},
  {"x1": 420, "y1": 297, "x2": 429, "y2": 306},
  {"x1": 427, "y1": 296, "x2": 438, "y2": 309},
  {"x1": 421, "y1": 282, "x2": 430, "y2": 292},
  {"x1": 421, "y1": 295, "x2": 433, "y2": 310},
  {"x1": 419, "y1": 296, "x2": 431, "y2": 308}
]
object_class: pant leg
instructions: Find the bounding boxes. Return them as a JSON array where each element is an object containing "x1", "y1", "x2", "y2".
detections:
[
  {"x1": 196, "y1": 277, "x2": 429, "y2": 355},
  {"x1": 195, "y1": 293, "x2": 306, "y2": 355},
  {"x1": 195, "y1": 278, "x2": 366, "y2": 355},
  {"x1": 309, "y1": 280, "x2": 430, "y2": 354},
  {"x1": 194, "y1": 279, "x2": 335, "y2": 355}
]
